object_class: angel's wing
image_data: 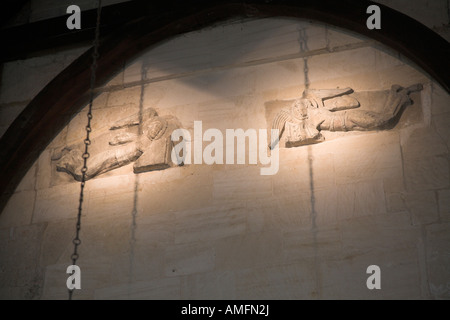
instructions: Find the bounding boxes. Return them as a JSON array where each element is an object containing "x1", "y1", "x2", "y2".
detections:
[{"x1": 269, "y1": 109, "x2": 292, "y2": 149}]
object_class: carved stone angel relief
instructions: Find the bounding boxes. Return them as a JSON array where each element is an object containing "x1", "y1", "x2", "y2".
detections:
[
  {"x1": 268, "y1": 84, "x2": 423, "y2": 149},
  {"x1": 52, "y1": 84, "x2": 423, "y2": 181},
  {"x1": 52, "y1": 108, "x2": 181, "y2": 181}
]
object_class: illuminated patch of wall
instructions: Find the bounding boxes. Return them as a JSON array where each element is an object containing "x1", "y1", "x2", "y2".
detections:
[{"x1": 0, "y1": 16, "x2": 449, "y2": 300}]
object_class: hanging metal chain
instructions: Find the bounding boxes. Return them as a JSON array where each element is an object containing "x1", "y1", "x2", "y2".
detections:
[{"x1": 69, "y1": 0, "x2": 102, "y2": 300}]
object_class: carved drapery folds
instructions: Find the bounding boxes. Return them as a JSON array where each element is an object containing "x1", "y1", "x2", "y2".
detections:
[
  {"x1": 52, "y1": 108, "x2": 181, "y2": 181},
  {"x1": 52, "y1": 83, "x2": 423, "y2": 181},
  {"x1": 268, "y1": 84, "x2": 423, "y2": 149}
]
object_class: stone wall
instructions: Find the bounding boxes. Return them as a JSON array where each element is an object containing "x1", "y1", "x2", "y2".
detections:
[{"x1": 1, "y1": 6, "x2": 449, "y2": 300}]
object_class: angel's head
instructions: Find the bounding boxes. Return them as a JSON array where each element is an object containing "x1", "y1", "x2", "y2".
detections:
[
  {"x1": 291, "y1": 98, "x2": 316, "y2": 119},
  {"x1": 142, "y1": 108, "x2": 158, "y2": 122},
  {"x1": 145, "y1": 116, "x2": 168, "y2": 140}
]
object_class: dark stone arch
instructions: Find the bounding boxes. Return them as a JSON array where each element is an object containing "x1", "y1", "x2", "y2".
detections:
[{"x1": 0, "y1": 0, "x2": 449, "y2": 213}]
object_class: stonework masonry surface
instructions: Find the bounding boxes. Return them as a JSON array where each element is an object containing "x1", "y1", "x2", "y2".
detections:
[{"x1": 1, "y1": 13, "x2": 450, "y2": 299}]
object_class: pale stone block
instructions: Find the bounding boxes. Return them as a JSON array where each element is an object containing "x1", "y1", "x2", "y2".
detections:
[
  {"x1": 254, "y1": 60, "x2": 307, "y2": 94},
  {"x1": 65, "y1": 110, "x2": 89, "y2": 145},
  {"x1": 213, "y1": 166, "x2": 272, "y2": 201},
  {"x1": 214, "y1": 231, "x2": 283, "y2": 271},
  {"x1": 416, "y1": 234, "x2": 431, "y2": 299},
  {"x1": 275, "y1": 142, "x2": 336, "y2": 192},
  {"x1": 158, "y1": 79, "x2": 232, "y2": 110},
  {"x1": 84, "y1": 174, "x2": 136, "y2": 195},
  {"x1": 140, "y1": 83, "x2": 170, "y2": 109},
  {"x1": 39, "y1": 219, "x2": 75, "y2": 267},
  {"x1": 273, "y1": 149, "x2": 310, "y2": 197},
  {"x1": 261, "y1": 85, "x2": 302, "y2": 102},
  {"x1": 196, "y1": 99, "x2": 242, "y2": 130},
  {"x1": 404, "y1": 156, "x2": 449, "y2": 192},
  {"x1": 134, "y1": 211, "x2": 176, "y2": 246},
  {"x1": 33, "y1": 183, "x2": 85, "y2": 223},
  {"x1": 91, "y1": 92, "x2": 109, "y2": 110},
  {"x1": 425, "y1": 223, "x2": 450, "y2": 300},
  {"x1": 313, "y1": 187, "x2": 339, "y2": 226},
  {"x1": 76, "y1": 215, "x2": 132, "y2": 260},
  {"x1": 430, "y1": 82, "x2": 450, "y2": 115},
  {"x1": 326, "y1": 27, "x2": 364, "y2": 49},
  {"x1": 386, "y1": 193, "x2": 407, "y2": 213},
  {"x1": 383, "y1": 174, "x2": 405, "y2": 194},
  {"x1": 402, "y1": 127, "x2": 448, "y2": 159},
  {"x1": 42, "y1": 259, "x2": 113, "y2": 300},
  {"x1": 256, "y1": 195, "x2": 312, "y2": 232},
  {"x1": 164, "y1": 244, "x2": 215, "y2": 277},
  {"x1": 307, "y1": 47, "x2": 377, "y2": 84},
  {"x1": 0, "y1": 224, "x2": 46, "y2": 288},
  {"x1": 378, "y1": 65, "x2": 428, "y2": 90},
  {"x1": 127, "y1": 246, "x2": 165, "y2": 283},
  {"x1": 78, "y1": 260, "x2": 116, "y2": 299},
  {"x1": 317, "y1": 72, "x2": 383, "y2": 93},
  {"x1": 270, "y1": 194, "x2": 312, "y2": 229},
  {"x1": 138, "y1": 167, "x2": 214, "y2": 214},
  {"x1": 181, "y1": 271, "x2": 236, "y2": 299},
  {"x1": 336, "y1": 180, "x2": 387, "y2": 220},
  {"x1": 353, "y1": 180, "x2": 387, "y2": 216},
  {"x1": 137, "y1": 165, "x2": 196, "y2": 189},
  {"x1": 199, "y1": 68, "x2": 260, "y2": 101},
  {"x1": 294, "y1": 23, "x2": 328, "y2": 53},
  {"x1": 0, "y1": 191, "x2": 35, "y2": 228},
  {"x1": 36, "y1": 149, "x2": 53, "y2": 190},
  {"x1": 94, "y1": 277, "x2": 181, "y2": 300},
  {"x1": 90, "y1": 104, "x2": 142, "y2": 134},
  {"x1": 174, "y1": 206, "x2": 247, "y2": 244},
  {"x1": 86, "y1": 190, "x2": 135, "y2": 219},
  {"x1": 320, "y1": 246, "x2": 422, "y2": 299},
  {"x1": 405, "y1": 191, "x2": 439, "y2": 225},
  {"x1": 332, "y1": 132, "x2": 402, "y2": 185},
  {"x1": 432, "y1": 112, "x2": 450, "y2": 148},
  {"x1": 340, "y1": 213, "x2": 420, "y2": 257},
  {"x1": 105, "y1": 86, "x2": 142, "y2": 108},
  {"x1": 394, "y1": 91, "x2": 424, "y2": 129},
  {"x1": 235, "y1": 94, "x2": 268, "y2": 129},
  {"x1": 244, "y1": 203, "x2": 268, "y2": 233},
  {"x1": 235, "y1": 263, "x2": 317, "y2": 299},
  {"x1": 438, "y1": 189, "x2": 450, "y2": 221},
  {"x1": 373, "y1": 48, "x2": 404, "y2": 70},
  {"x1": 283, "y1": 225, "x2": 342, "y2": 263},
  {"x1": 41, "y1": 263, "x2": 79, "y2": 300}
]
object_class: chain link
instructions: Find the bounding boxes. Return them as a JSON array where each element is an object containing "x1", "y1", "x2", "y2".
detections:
[{"x1": 69, "y1": 0, "x2": 102, "y2": 300}]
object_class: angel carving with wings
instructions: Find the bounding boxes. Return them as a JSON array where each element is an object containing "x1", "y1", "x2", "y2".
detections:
[{"x1": 269, "y1": 84, "x2": 423, "y2": 149}]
